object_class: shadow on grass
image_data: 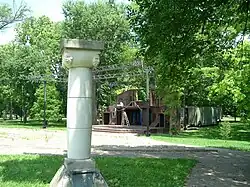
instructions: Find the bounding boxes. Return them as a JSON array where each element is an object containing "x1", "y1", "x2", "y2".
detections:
[
  {"x1": 0, "y1": 155, "x2": 197, "y2": 187},
  {"x1": 0, "y1": 155, "x2": 64, "y2": 185}
]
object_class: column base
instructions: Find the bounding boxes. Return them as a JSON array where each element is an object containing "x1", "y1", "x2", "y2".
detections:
[{"x1": 50, "y1": 158, "x2": 108, "y2": 187}]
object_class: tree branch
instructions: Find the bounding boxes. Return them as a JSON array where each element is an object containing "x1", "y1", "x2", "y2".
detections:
[{"x1": 0, "y1": 1, "x2": 29, "y2": 30}]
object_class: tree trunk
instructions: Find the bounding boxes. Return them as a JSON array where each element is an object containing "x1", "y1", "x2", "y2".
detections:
[
  {"x1": 184, "y1": 107, "x2": 188, "y2": 130},
  {"x1": 169, "y1": 107, "x2": 181, "y2": 135},
  {"x1": 3, "y1": 110, "x2": 7, "y2": 120},
  {"x1": 23, "y1": 108, "x2": 27, "y2": 123},
  {"x1": 9, "y1": 99, "x2": 13, "y2": 120},
  {"x1": 234, "y1": 106, "x2": 237, "y2": 122}
]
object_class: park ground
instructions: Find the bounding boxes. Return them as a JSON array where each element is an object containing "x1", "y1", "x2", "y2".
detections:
[
  {"x1": 152, "y1": 122, "x2": 250, "y2": 152},
  {"x1": 0, "y1": 120, "x2": 249, "y2": 187}
]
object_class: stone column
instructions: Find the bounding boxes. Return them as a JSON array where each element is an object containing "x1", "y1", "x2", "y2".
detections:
[
  {"x1": 50, "y1": 39, "x2": 107, "y2": 187},
  {"x1": 61, "y1": 39, "x2": 104, "y2": 159}
]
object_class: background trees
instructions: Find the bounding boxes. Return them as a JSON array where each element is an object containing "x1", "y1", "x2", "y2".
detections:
[
  {"x1": 0, "y1": 0, "x2": 140, "y2": 122},
  {"x1": 0, "y1": 15, "x2": 62, "y2": 122},
  {"x1": 129, "y1": 0, "x2": 250, "y2": 128},
  {"x1": 62, "y1": 0, "x2": 141, "y2": 110},
  {"x1": 1, "y1": 0, "x2": 249, "y2": 126},
  {"x1": 30, "y1": 83, "x2": 62, "y2": 121}
]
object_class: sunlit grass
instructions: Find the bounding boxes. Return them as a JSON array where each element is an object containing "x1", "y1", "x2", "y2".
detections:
[
  {"x1": 0, "y1": 119, "x2": 66, "y2": 130},
  {"x1": 152, "y1": 122, "x2": 250, "y2": 151}
]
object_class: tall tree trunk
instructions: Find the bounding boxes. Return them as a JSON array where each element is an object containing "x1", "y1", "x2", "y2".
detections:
[
  {"x1": 234, "y1": 106, "x2": 237, "y2": 122},
  {"x1": 184, "y1": 107, "x2": 188, "y2": 130},
  {"x1": 3, "y1": 109, "x2": 7, "y2": 120},
  {"x1": 23, "y1": 108, "x2": 27, "y2": 123},
  {"x1": 9, "y1": 99, "x2": 13, "y2": 120},
  {"x1": 169, "y1": 107, "x2": 181, "y2": 135}
]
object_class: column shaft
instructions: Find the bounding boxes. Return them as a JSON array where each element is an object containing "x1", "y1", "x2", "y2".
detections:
[{"x1": 67, "y1": 67, "x2": 93, "y2": 160}]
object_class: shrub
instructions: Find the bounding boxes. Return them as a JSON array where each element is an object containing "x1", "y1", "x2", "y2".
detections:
[{"x1": 219, "y1": 122, "x2": 232, "y2": 139}]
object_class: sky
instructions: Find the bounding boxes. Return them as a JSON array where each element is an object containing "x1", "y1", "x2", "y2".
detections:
[{"x1": 0, "y1": 0, "x2": 128, "y2": 45}]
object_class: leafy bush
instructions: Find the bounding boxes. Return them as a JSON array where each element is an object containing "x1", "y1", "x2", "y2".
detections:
[
  {"x1": 171, "y1": 126, "x2": 180, "y2": 135},
  {"x1": 30, "y1": 83, "x2": 62, "y2": 121},
  {"x1": 219, "y1": 122, "x2": 232, "y2": 139}
]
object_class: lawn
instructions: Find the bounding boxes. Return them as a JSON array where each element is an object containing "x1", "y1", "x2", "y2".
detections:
[
  {"x1": 0, "y1": 155, "x2": 196, "y2": 187},
  {"x1": 0, "y1": 119, "x2": 66, "y2": 130},
  {"x1": 152, "y1": 122, "x2": 250, "y2": 151}
]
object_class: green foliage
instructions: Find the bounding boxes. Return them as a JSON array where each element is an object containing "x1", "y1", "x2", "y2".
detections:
[
  {"x1": 0, "y1": 2, "x2": 29, "y2": 30},
  {"x1": 0, "y1": 44, "x2": 41, "y2": 120},
  {"x1": 208, "y1": 41, "x2": 250, "y2": 118},
  {"x1": 63, "y1": 0, "x2": 130, "y2": 66},
  {"x1": 129, "y1": 0, "x2": 250, "y2": 123},
  {"x1": 0, "y1": 4, "x2": 11, "y2": 21},
  {"x1": 170, "y1": 126, "x2": 179, "y2": 135},
  {"x1": 63, "y1": 1, "x2": 141, "y2": 108},
  {"x1": 15, "y1": 16, "x2": 62, "y2": 60},
  {"x1": 30, "y1": 84, "x2": 62, "y2": 121},
  {"x1": 0, "y1": 15, "x2": 64, "y2": 120},
  {"x1": 219, "y1": 122, "x2": 232, "y2": 139}
]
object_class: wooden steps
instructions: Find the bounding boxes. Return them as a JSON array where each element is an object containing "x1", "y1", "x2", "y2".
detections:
[{"x1": 92, "y1": 125, "x2": 168, "y2": 134}]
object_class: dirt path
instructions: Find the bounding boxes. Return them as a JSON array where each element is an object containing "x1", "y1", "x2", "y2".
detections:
[{"x1": 0, "y1": 128, "x2": 249, "y2": 187}]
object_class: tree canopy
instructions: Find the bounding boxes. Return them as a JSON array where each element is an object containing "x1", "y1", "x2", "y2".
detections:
[
  {"x1": 129, "y1": 0, "x2": 250, "y2": 121},
  {"x1": 0, "y1": 0, "x2": 250, "y2": 128}
]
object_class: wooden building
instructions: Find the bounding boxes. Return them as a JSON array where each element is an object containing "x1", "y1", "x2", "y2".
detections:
[{"x1": 103, "y1": 89, "x2": 170, "y2": 133}]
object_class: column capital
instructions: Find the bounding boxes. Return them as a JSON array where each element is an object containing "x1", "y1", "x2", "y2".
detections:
[{"x1": 61, "y1": 39, "x2": 104, "y2": 69}]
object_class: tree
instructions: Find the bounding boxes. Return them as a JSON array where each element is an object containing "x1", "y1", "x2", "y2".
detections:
[
  {"x1": 0, "y1": 43, "x2": 48, "y2": 122},
  {"x1": 30, "y1": 83, "x2": 62, "y2": 121},
  {"x1": 14, "y1": 16, "x2": 64, "y2": 120},
  {"x1": 63, "y1": 1, "x2": 130, "y2": 64},
  {"x1": 0, "y1": 1, "x2": 29, "y2": 30},
  {"x1": 129, "y1": 0, "x2": 250, "y2": 131},
  {"x1": 15, "y1": 16, "x2": 62, "y2": 73},
  {"x1": 208, "y1": 41, "x2": 250, "y2": 120},
  {"x1": 0, "y1": 16, "x2": 63, "y2": 122},
  {"x1": 62, "y1": 0, "x2": 137, "y2": 110}
]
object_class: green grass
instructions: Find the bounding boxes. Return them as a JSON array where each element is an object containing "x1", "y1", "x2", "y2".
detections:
[
  {"x1": 152, "y1": 122, "x2": 250, "y2": 151},
  {"x1": 0, "y1": 155, "x2": 196, "y2": 187},
  {"x1": 0, "y1": 119, "x2": 66, "y2": 130}
]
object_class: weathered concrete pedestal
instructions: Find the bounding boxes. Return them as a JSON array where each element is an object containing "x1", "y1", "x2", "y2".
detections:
[
  {"x1": 50, "y1": 159, "x2": 108, "y2": 187},
  {"x1": 50, "y1": 39, "x2": 107, "y2": 187}
]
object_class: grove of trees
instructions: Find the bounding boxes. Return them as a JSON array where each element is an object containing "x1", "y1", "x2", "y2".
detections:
[
  {"x1": 0, "y1": 0, "x2": 249, "y2": 130},
  {"x1": 129, "y1": 0, "x2": 250, "y2": 128}
]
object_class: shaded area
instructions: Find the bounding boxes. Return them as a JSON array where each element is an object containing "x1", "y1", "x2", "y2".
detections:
[
  {"x1": 0, "y1": 155, "x2": 64, "y2": 187},
  {"x1": 152, "y1": 122, "x2": 250, "y2": 151},
  {"x1": 0, "y1": 119, "x2": 66, "y2": 130},
  {"x1": 0, "y1": 155, "x2": 196, "y2": 187},
  {"x1": 186, "y1": 150, "x2": 250, "y2": 187}
]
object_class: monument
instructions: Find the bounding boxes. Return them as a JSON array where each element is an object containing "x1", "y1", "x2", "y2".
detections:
[{"x1": 50, "y1": 39, "x2": 108, "y2": 187}]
